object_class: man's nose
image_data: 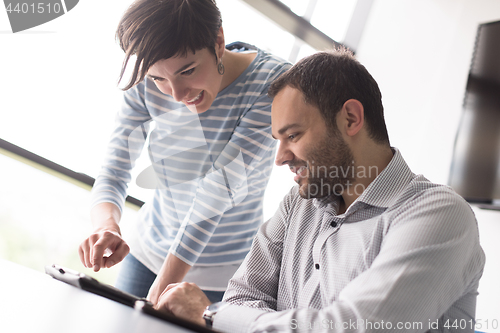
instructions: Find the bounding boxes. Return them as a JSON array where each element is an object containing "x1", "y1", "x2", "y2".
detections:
[{"x1": 275, "y1": 142, "x2": 293, "y2": 166}]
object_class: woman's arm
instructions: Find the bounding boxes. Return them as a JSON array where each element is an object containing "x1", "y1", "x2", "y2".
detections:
[
  {"x1": 80, "y1": 83, "x2": 151, "y2": 271},
  {"x1": 147, "y1": 252, "x2": 192, "y2": 304},
  {"x1": 146, "y1": 90, "x2": 278, "y2": 303},
  {"x1": 148, "y1": 57, "x2": 290, "y2": 302}
]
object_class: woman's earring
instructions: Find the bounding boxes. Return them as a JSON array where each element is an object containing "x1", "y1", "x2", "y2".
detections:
[{"x1": 217, "y1": 60, "x2": 225, "y2": 75}]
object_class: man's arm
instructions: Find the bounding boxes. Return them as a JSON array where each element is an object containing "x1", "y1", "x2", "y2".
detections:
[
  {"x1": 211, "y1": 188, "x2": 294, "y2": 332},
  {"x1": 214, "y1": 187, "x2": 485, "y2": 333},
  {"x1": 155, "y1": 186, "x2": 293, "y2": 330}
]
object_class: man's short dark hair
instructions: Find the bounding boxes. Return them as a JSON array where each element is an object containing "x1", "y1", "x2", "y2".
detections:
[
  {"x1": 116, "y1": 0, "x2": 222, "y2": 90},
  {"x1": 268, "y1": 48, "x2": 390, "y2": 145}
]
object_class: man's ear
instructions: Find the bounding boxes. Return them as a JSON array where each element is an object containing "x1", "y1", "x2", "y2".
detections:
[{"x1": 341, "y1": 99, "x2": 364, "y2": 137}]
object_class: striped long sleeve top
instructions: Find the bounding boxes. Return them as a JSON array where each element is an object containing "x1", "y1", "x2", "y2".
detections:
[{"x1": 90, "y1": 45, "x2": 291, "y2": 289}]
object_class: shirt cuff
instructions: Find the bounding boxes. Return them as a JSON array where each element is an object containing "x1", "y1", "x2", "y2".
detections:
[{"x1": 213, "y1": 304, "x2": 269, "y2": 333}]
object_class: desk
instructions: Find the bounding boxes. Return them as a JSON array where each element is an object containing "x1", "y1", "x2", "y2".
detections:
[{"x1": 0, "y1": 259, "x2": 198, "y2": 333}]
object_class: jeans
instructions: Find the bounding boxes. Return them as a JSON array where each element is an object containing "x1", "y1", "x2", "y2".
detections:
[
  {"x1": 114, "y1": 254, "x2": 156, "y2": 298},
  {"x1": 114, "y1": 254, "x2": 225, "y2": 303}
]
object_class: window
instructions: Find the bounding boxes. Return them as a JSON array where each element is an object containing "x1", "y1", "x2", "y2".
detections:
[
  {"x1": 0, "y1": 0, "x2": 368, "y2": 271},
  {"x1": 0, "y1": 152, "x2": 138, "y2": 283}
]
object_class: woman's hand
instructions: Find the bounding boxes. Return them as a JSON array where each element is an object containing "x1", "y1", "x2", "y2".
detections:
[{"x1": 78, "y1": 203, "x2": 130, "y2": 272}]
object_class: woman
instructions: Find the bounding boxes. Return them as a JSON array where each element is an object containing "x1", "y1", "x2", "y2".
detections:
[{"x1": 78, "y1": 0, "x2": 290, "y2": 304}]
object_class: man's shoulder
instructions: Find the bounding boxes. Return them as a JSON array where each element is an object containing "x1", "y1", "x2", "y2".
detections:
[
  {"x1": 404, "y1": 175, "x2": 469, "y2": 206},
  {"x1": 390, "y1": 175, "x2": 477, "y2": 227},
  {"x1": 382, "y1": 148, "x2": 472, "y2": 214}
]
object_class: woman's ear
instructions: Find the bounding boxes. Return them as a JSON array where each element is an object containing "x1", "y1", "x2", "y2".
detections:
[
  {"x1": 342, "y1": 99, "x2": 364, "y2": 137},
  {"x1": 216, "y1": 26, "x2": 225, "y2": 58}
]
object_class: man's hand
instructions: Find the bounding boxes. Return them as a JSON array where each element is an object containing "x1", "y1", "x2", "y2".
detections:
[
  {"x1": 155, "y1": 282, "x2": 211, "y2": 326},
  {"x1": 147, "y1": 253, "x2": 192, "y2": 305}
]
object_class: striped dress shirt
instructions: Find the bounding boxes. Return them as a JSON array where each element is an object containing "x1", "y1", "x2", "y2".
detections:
[
  {"x1": 215, "y1": 148, "x2": 486, "y2": 332},
  {"x1": 90, "y1": 46, "x2": 291, "y2": 290}
]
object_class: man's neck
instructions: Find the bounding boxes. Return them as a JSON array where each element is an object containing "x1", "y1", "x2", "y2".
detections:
[{"x1": 341, "y1": 145, "x2": 393, "y2": 212}]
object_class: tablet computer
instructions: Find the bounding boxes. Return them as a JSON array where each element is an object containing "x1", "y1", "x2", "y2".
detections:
[{"x1": 45, "y1": 264, "x2": 216, "y2": 333}]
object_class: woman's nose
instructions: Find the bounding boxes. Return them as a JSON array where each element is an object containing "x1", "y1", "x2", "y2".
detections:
[
  {"x1": 158, "y1": 81, "x2": 188, "y2": 102},
  {"x1": 170, "y1": 82, "x2": 188, "y2": 102}
]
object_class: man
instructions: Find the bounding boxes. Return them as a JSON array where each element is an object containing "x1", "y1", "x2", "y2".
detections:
[{"x1": 155, "y1": 48, "x2": 485, "y2": 333}]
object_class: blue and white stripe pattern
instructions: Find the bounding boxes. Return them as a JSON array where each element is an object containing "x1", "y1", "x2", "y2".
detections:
[{"x1": 91, "y1": 47, "x2": 291, "y2": 274}]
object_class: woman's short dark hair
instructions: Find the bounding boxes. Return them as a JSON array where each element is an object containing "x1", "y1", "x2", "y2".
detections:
[
  {"x1": 268, "y1": 47, "x2": 390, "y2": 145},
  {"x1": 116, "y1": 0, "x2": 222, "y2": 90}
]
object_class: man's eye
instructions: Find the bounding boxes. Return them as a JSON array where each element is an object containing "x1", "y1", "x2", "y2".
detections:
[{"x1": 288, "y1": 134, "x2": 296, "y2": 140}]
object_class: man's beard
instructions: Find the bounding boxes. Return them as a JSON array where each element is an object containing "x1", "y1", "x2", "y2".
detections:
[{"x1": 296, "y1": 130, "x2": 355, "y2": 199}]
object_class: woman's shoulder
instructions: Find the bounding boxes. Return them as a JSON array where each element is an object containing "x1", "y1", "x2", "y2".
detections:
[
  {"x1": 217, "y1": 42, "x2": 291, "y2": 99},
  {"x1": 227, "y1": 41, "x2": 291, "y2": 69},
  {"x1": 226, "y1": 41, "x2": 258, "y2": 52}
]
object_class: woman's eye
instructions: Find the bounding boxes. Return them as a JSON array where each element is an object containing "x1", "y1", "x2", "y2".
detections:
[{"x1": 181, "y1": 68, "x2": 195, "y2": 76}]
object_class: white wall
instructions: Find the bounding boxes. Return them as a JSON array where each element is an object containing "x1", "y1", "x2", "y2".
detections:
[
  {"x1": 356, "y1": 0, "x2": 500, "y2": 185},
  {"x1": 356, "y1": 0, "x2": 500, "y2": 330}
]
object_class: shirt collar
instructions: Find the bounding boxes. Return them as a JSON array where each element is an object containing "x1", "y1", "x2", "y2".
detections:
[{"x1": 313, "y1": 147, "x2": 415, "y2": 210}]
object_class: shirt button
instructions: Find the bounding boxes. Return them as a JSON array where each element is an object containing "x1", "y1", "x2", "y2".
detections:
[
  {"x1": 315, "y1": 264, "x2": 320, "y2": 270},
  {"x1": 330, "y1": 221, "x2": 337, "y2": 228}
]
